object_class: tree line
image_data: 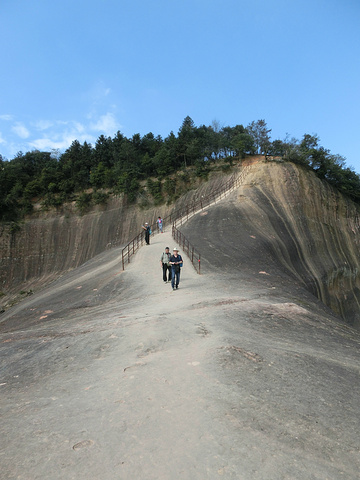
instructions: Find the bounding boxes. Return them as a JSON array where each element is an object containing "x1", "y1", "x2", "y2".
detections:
[{"x1": 1, "y1": 117, "x2": 359, "y2": 222}]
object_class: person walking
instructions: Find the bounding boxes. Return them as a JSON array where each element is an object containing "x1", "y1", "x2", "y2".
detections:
[
  {"x1": 160, "y1": 247, "x2": 172, "y2": 283},
  {"x1": 157, "y1": 216, "x2": 163, "y2": 233},
  {"x1": 142, "y1": 222, "x2": 151, "y2": 245},
  {"x1": 169, "y1": 247, "x2": 183, "y2": 291}
]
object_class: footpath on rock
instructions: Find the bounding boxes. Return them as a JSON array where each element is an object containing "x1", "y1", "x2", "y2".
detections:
[{"x1": 1, "y1": 202, "x2": 360, "y2": 479}]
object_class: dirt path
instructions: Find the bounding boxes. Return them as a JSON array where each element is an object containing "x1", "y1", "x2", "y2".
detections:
[{"x1": 1, "y1": 228, "x2": 360, "y2": 479}]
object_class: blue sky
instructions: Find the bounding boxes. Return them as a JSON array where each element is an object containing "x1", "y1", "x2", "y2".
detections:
[{"x1": 1, "y1": 0, "x2": 359, "y2": 171}]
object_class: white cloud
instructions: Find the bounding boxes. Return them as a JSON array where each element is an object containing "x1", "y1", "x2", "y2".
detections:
[
  {"x1": 29, "y1": 138, "x2": 69, "y2": 151},
  {"x1": 0, "y1": 114, "x2": 14, "y2": 121},
  {"x1": 74, "y1": 121, "x2": 85, "y2": 134},
  {"x1": 86, "y1": 82, "x2": 111, "y2": 103},
  {"x1": 103, "y1": 87, "x2": 111, "y2": 96},
  {"x1": 1, "y1": 111, "x2": 121, "y2": 158},
  {"x1": 12, "y1": 122, "x2": 30, "y2": 139},
  {"x1": 90, "y1": 112, "x2": 120, "y2": 135},
  {"x1": 30, "y1": 136, "x2": 81, "y2": 152},
  {"x1": 29, "y1": 120, "x2": 97, "y2": 152},
  {"x1": 32, "y1": 120, "x2": 54, "y2": 131}
]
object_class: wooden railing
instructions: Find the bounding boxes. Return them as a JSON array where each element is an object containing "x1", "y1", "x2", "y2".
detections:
[
  {"x1": 120, "y1": 164, "x2": 250, "y2": 270},
  {"x1": 172, "y1": 224, "x2": 201, "y2": 274}
]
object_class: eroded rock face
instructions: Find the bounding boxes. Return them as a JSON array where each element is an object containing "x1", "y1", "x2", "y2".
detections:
[
  {"x1": 0, "y1": 170, "x2": 234, "y2": 300},
  {"x1": 181, "y1": 161, "x2": 360, "y2": 329},
  {"x1": 1, "y1": 160, "x2": 360, "y2": 328},
  {"x1": 0, "y1": 197, "x2": 172, "y2": 296},
  {"x1": 251, "y1": 162, "x2": 360, "y2": 328}
]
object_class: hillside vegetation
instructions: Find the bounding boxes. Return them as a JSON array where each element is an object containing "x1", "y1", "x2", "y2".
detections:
[{"x1": 1, "y1": 117, "x2": 360, "y2": 222}]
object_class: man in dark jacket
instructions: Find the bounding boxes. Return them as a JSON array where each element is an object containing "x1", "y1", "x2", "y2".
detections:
[
  {"x1": 169, "y1": 247, "x2": 183, "y2": 291},
  {"x1": 142, "y1": 222, "x2": 151, "y2": 245}
]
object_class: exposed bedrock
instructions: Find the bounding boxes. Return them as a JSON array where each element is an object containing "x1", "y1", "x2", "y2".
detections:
[
  {"x1": 1, "y1": 160, "x2": 360, "y2": 328},
  {"x1": 0, "y1": 198, "x2": 168, "y2": 295},
  {"x1": 181, "y1": 161, "x2": 360, "y2": 329},
  {"x1": 0, "y1": 171, "x2": 231, "y2": 298}
]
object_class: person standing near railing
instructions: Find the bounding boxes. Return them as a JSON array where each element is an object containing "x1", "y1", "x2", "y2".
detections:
[
  {"x1": 157, "y1": 216, "x2": 163, "y2": 233},
  {"x1": 160, "y1": 246, "x2": 172, "y2": 283},
  {"x1": 169, "y1": 247, "x2": 183, "y2": 291},
  {"x1": 142, "y1": 222, "x2": 151, "y2": 245}
]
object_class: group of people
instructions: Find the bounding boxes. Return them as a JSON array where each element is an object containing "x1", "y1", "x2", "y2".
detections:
[
  {"x1": 142, "y1": 217, "x2": 183, "y2": 291},
  {"x1": 160, "y1": 246, "x2": 183, "y2": 291}
]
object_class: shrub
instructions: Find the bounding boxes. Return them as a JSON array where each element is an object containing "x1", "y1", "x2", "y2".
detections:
[
  {"x1": 41, "y1": 193, "x2": 63, "y2": 210},
  {"x1": 75, "y1": 192, "x2": 92, "y2": 214},
  {"x1": 146, "y1": 178, "x2": 163, "y2": 205},
  {"x1": 9, "y1": 221, "x2": 21, "y2": 234},
  {"x1": 163, "y1": 177, "x2": 176, "y2": 198},
  {"x1": 93, "y1": 191, "x2": 110, "y2": 205}
]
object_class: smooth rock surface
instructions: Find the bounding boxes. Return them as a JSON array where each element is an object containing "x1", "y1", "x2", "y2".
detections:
[{"x1": 1, "y1": 221, "x2": 359, "y2": 479}]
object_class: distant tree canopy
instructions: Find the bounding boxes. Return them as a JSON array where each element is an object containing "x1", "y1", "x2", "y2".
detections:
[{"x1": 1, "y1": 118, "x2": 359, "y2": 221}]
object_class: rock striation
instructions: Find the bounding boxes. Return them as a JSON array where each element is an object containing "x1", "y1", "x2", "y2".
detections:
[
  {"x1": 1, "y1": 158, "x2": 360, "y2": 328},
  {"x1": 0, "y1": 198, "x2": 171, "y2": 297},
  {"x1": 181, "y1": 159, "x2": 360, "y2": 329}
]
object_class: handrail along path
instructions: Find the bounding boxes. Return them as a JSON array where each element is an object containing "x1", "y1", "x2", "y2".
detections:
[{"x1": 120, "y1": 164, "x2": 250, "y2": 271}]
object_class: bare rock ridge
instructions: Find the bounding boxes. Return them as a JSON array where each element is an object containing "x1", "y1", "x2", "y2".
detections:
[
  {"x1": 1, "y1": 158, "x2": 360, "y2": 328},
  {"x1": 182, "y1": 160, "x2": 360, "y2": 329}
]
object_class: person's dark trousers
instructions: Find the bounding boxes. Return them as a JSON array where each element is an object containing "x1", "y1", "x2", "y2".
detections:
[
  {"x1": 145, "y1": 232, "x2": 150, "y2": 245},
  {"x1": 171, "y1": 266, "x2": 180, "y2": 289},
  {"x1": 162, "y1": 264, "x2": 171, "y2": 282}
]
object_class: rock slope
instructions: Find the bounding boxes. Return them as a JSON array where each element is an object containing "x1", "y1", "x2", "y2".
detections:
[
  {"x1": 1, "y1": 228, "x2": 359, "y2": 479},
  {"x1": 1, "y1": 158, "x2": 360, "y2": 328},
  {"x1": 181, "y1": 160, "x2": 360, "y2": 328}
]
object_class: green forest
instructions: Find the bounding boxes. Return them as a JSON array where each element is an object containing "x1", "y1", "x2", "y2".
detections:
[{"x1": 1, "y1": 117, "x2": 360, "y2": 222}]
